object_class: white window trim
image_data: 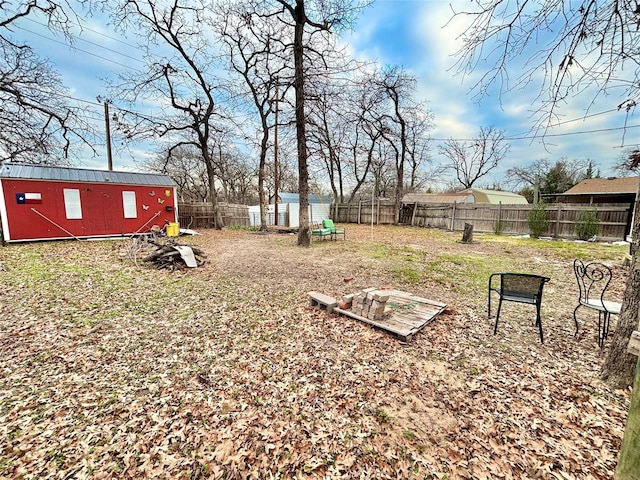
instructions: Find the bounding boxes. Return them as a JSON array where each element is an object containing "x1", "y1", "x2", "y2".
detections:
[
  {"x1": 63, "y1": 189, "x2": 82, "y2": 219},
  {"x1": 122, "y1": 191, "x2": 137, "y2": 219}
]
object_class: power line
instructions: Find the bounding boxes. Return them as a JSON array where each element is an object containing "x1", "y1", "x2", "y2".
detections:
[
  {"x1": 13, "y1": 25, "x2": 138, "y2": 70},
  {"x1": 24, "y1": 16, "x2": 141, "y2": 51}
]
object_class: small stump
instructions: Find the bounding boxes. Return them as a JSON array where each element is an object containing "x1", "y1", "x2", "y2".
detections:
[{"x1": 461, "y1": 223, "x2": 474, "y2": 243}]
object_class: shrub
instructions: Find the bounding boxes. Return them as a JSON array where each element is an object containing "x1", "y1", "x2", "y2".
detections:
[
  {"x1": 528, "y1": 202, "x2": 549, "y2": 238},
  {"x1": 494, "y1": 220, "x2": 505, "y2": 235},
  {"x1": 575, "y1": 208, "x2": 600, "y2": 240}
]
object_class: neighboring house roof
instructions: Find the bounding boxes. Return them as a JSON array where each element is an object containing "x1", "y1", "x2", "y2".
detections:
[
  {"x1": 461, "y1": 188, "x2": 529, "y2": 205},
  {"x1": 403, "y1": 189, "x2": 528, "y2": 205},
  {"x1": 0, "y1": 162, "x2": 175, "y2": 186},
  {"x1": 562, "y1": 176, "x2": 639, "y2": 195},
  {"x1": 275, "y1": 192, "x2": 331, "y2": 205}
]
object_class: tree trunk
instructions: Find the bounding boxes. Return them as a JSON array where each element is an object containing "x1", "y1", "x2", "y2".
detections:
[
  {"x1": 206, "y1": 162, "x2": 224, "y2": 230},
  {"x1": 293, "y1": 1, "x2": 310, "y2": 246},
  {"x1": 258, "y1": 129, "x2": 269, "y2": 232},
  {"x1": 615, "y1": 358, "x2": 640, "y2": 479},
  {"x1": 602, "y1": 184, "x2": 640, "y2": 388}
]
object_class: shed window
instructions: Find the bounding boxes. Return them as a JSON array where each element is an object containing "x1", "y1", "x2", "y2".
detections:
[
  {"x1": 63, "y1": 189, "x2": 82, "y2": 219},
  {"x1": 122, "y1": 191, "x2": 137, "y2": 218}
]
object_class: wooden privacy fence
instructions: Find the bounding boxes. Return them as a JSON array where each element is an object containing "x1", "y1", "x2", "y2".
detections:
[
  {"x1": 334, "y1": 200, "x2": 631, "y2": 241},
  {"x1": 178, "y1": 202, "x2": 250, "y2": 228},
  {"x1": 400, "y1": 202, "x2": 631, "y2": 241},
  {"x1": 178, "y1": 200, "x2": 631, "y2": 241},
  {"x1": 333, "y1": 199, "x2": 398, "y2": 225}
]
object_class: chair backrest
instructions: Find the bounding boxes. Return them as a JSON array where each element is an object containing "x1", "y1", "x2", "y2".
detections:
[
  {"x1": 573, "y1": 259, "x2": 613, "y2": 304},
  {"x1": 322, "y1": 219, "x2": 335, "y2": 230},
  {"x1": 500, "y1": 273, "x2": 549, "y2": 302}
]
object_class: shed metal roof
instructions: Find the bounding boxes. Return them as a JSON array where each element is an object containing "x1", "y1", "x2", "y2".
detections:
[
  {"x1": 0, "y1": 162, "x2": 175, "y2": 186},
  {"x1": 462, "y1": 188, "x2": 529, "y2": 205},
  {"x1": 562, "y1": 176, "x2": 639, "y2": 195},
  {"x1": 276, "y1": 192, "x2": 331, "y2": 204},
  {"x1": 403, "y1": 189, "x2": 528, "y2": 205},
  {"x1": 402, "y1": 193, "x2": 471, "y2": 204}
]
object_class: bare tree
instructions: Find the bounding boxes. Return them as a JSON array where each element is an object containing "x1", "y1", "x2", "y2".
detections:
[
  {"x1": 405, "y1": 108, "x2": 433, "y2": 191},
  {"x1": 0, "y1": 1, "x2": 98, "y2": 164},
  {"x1": 268, "y1": 0, "x2": 368, "y2": 246},
  {"x1": 439, "y1": 126, "x2": 509, "y2": 189},
  {"x1": 216, "y1": 148, "x2": 259, "y2": 204},
  {"x1": 307, "y1": 87, "x2": 351, "y2": 203},
  {"x1": 452, "y1": 1, "x2": 640, "y2": 132},
  {"x1": 106, "y1": 0, "x2": 227, "y2": 229},
  {"x1": 343, "y1": 74, "x2": 385, "y2": 201},
  {"x1": 143, "y1": 145, "x2": 210, "y2": 201},
  {"x1": 375, "y1": 67, "x2": 416, "y2": 218},
  {"x1": 219, "y1": 3, "x2": 290, "y2": 230}
]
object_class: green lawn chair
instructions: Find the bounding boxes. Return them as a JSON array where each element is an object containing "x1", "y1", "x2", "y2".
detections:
[
  {"x1": 322, "y1": 219, "x2": 346, "y2": 240},
  {"x1": 311, "y1": 224, "x2": 332, "y2": 241}
]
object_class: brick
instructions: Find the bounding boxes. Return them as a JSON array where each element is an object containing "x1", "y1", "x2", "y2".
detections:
[{"x1": 373, "y1": 292, "x2": 390, "y2": 302}]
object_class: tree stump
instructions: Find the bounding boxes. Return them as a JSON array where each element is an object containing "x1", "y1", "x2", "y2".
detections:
[{"x1": 461, "y1": 223, "x2": 474, "y2": 243}]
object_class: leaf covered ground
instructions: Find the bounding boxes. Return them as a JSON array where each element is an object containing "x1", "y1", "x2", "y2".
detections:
[{"x1": 0, "y1": 225, "x2": 632, "y2": 479}]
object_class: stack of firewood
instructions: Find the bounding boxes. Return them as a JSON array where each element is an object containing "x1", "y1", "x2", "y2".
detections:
[
  {"x1": 133, "y1": 238, "x2": 207, "y2": 270},
  {"x1": 343, "y1": 288, "x2": 392, "y2": 321}
]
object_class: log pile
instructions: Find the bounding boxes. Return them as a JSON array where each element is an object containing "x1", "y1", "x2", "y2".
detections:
[
  {"x1": 342, "y1": 288, "x2": 392, "y2": 321},
  {"x1": 123, "y1": 236, "x2": 207, "y2": 270},
  {"x1": 143, "y1": 239, "x2": 207, "y2": 270}
]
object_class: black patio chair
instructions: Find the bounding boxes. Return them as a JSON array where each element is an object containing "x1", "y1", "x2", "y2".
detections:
[
  {"x1": 573, "y1": 259, "x2": 622, "y2": 348},
  {"x1": 488, "y1": 273, "x2": 551, "y2": 343}
]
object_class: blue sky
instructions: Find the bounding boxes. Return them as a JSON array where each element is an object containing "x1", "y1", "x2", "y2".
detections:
[
  {"x1": 14, "y1": 0, "x2": 640, "y2": 187},
  {"x1": 341, "y1": 0, "x2": 639, "y2": 184}
]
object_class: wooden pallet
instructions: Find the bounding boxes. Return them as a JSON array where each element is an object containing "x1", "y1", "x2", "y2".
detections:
[{"x1": 334, "y1": 289, "x2": 446, "y2": 341}]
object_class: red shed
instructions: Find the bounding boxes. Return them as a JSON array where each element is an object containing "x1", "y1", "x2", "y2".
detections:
[{"x1": 0, "y1": 162, "x2": 178, "y2": 243}]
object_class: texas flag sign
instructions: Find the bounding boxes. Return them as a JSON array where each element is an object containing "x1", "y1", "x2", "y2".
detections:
[{"x1": 16, "y1": 193, "x2": 42, "y2": 204}]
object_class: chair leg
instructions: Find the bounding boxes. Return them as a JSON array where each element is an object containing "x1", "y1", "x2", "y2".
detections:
[
  {"x1": 493, "y1": 298, "x2": 503, "y2": 335},
  {"x1": 603, "y1": 312, "x2": 611, "y2": 339},
  {"x1": 597, "y1": 311, "x2": 605, "y2": 348},
  {"x1": 488, "y1": 291, "x2": 492, "y2": 319},
  {"x1": 536, "y1": 305, "x2": 544, "y2": 343},
  {"x1": 572, "y1": 305, "x2": 581, "y2": 336}
]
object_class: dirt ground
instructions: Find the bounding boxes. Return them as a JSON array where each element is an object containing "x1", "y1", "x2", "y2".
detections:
[{"x1": 0, "y1": 224, "x2": 632, "y2": 479}]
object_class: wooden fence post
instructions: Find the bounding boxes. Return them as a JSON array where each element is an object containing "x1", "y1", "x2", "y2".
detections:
[
  {"x1": 450, "y1": 202, "x2": 457, "y2": 231},
  {"x1": 555, "y1": 204, "x2": 562, "y2": 237},
  {"x1": 357, "y1": 201, "x2": 361, "y2": 225},
  {"x1": 411, "y1": 203, "x2": 417, "y2": 226}
]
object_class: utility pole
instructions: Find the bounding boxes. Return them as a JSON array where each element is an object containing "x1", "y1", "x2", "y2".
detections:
[
  {"x1": 274, "y1": 80, "x2": 280, "y2": 226},
  {"x1": 104, "y1": 100, "x2": 113, "y2": 171}
]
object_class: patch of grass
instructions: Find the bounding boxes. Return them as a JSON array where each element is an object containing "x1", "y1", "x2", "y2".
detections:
[
  {"x1": 482, "y1": 233, "x2": 627, "y2": 260},
  {"x1": 227, "y1": 225, "x2": 259, "y2": 232},
  {"x1": 397, "y1": 266, "x2": 422, "y2": 284},
  {"x1": 427, "y1": 253, "x2": 503, "y2": 294},
  {"x1": 402, "y1": 429, "x2": 416, "y2": 440},
  {"x1": 375, "y1": 408, "x2": 390, "y2": 423},
  {"x1": 370, "y1": 244, "x2": 390, "y2": 259}
]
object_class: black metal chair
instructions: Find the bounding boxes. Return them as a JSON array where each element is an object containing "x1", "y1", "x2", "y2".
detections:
[
  {"x1": 488, "y1": 273, "x2": 550, "y2": 343},
  {"x1": 573, "y1": 259, "x2": 622, "y2": 348}
]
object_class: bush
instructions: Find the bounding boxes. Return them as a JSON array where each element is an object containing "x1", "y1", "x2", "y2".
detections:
[
  {"x1": 528, "y1": 202, "x2": 549, "y2": 238},
  {"x1": 575, "y1": 208, "x2": 600, "y2": 240},
  {"x1": 494, "y1": 220, "x2": 505, "y2": 235}
]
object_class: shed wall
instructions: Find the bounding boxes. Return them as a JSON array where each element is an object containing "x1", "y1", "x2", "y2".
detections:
[{"x1": 0, "y1": 178, "x2": 177, "y2": 242}]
